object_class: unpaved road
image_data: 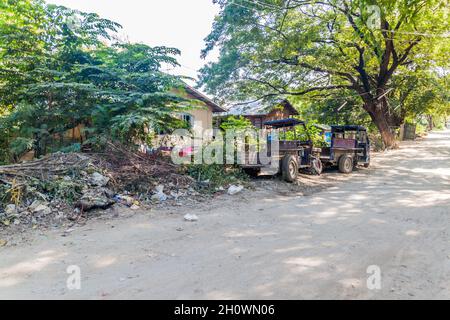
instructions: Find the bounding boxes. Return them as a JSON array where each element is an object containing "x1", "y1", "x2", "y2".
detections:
[{"x1": 1, "y1": 130, "x2": 449, "y2": 300}]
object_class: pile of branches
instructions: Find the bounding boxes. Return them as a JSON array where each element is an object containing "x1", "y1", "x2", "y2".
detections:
[
  {"x1": 0, "y1": 153, "x2": 92, "y2": 183},
  {"x1": 89, "y1": 142, "x2": 195, "y2": 193},
  {"x1": 0, "y1": 142, "x2": 198, "y2": 225},
  {"x1": 0, "y1": 153, "x2": 94, "y2": 209},
  {"x1": 0, "y1": 153, "x2": 96, "y2": 227}
]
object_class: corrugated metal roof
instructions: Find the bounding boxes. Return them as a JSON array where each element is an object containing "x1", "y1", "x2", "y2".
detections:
[{"x1": 218, "y1": 99, "x2": 298, "y2": 117}]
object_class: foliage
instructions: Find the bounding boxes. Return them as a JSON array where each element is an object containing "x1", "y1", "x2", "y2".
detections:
[
  {"x1": 393, "y1": 69, "x2": 449, "y2": 124},
  {"x1": 0, "y1": 175, "x2": 84, "y2": 208},
  {"x1": 45, "y1": 178, "x2": 84, "y2": 204},
  {"x1": 186, "y1": 163, "x2": 248, "y2": 191},
  {"x1": 415, "y1": 121, "x2": 428, "y2": 136},
  {"x1": 291, "y1": 92, "x2": 373, "y2": 128},
  {"x1": 281, "y1": 120, "x2": 328, "y2": 147},
  {"x1": 304, "y1": 122, "x2": 329, "y2": 147},
  {"x1": 90, "y1": 43, "x2": 190, "y2": 143},
  {"x1": 57, "y1": 143, "x2": 82, "y2": 154},
  {"x1": 0, "y1": 0, "x2": 191, "y2": 163},
  {"x1": 220, "y1": 115, "x2": 253, "y2": 130},
  {"x1": 8, "y1": 137, "x2": 34, "y2": 157},
  {"x1": 199, "y1": 0, "x2": 449, "y2": 147}
]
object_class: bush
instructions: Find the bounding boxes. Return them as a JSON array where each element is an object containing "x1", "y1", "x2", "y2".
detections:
[
  {"x1": 185, "y1": 164, "x2": 248, "y2": 191},
  {"x1": 220, "y1": 116, "x2": 253, "y2": 130},
  {"x1": 368, "y1": 131, "x2": 385, "y2": 151}
]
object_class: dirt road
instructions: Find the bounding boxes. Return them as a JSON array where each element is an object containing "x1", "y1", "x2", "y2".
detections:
[{"x1": 1, "y1": 130, "x2": 449, "y2": 299}]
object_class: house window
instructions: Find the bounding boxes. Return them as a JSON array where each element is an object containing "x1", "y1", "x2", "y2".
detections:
[
  {"x1": 181, "y1": 113, "x2": 195, "y2": 127},
  {"x1": 181, "y1": 113, "x2": 195, "y2": 128}
]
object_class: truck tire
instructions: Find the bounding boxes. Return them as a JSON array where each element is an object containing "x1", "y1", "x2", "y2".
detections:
[
  {"x1": 338, "y1": 155, "x2": 353, "y2": 174},
  {"x1": 364, "y1": 162, "x2": 370, "y2": 168},
  {"x1": 282, "y1": 155, "x2": 299, "y2": 182}
]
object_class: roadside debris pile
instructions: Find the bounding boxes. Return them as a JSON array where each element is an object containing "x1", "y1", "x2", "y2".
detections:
[
  {"x1": 89, "y1": 142, "x2": 197, "y2": 199},
  {"x1": 0, "y1": 152, "x2": 92, "y2": 228},
  {"x1": 0, "y1": 142, "x2": 250, "y2": 230},
  {"x1": 0, "y1": 144, "x2": 201, "y2": 229}
]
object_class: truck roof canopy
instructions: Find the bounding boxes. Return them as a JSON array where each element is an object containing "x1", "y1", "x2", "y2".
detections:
[
  {"x1": 331, "y1": 125, "x2": 367, "y2": 132},
  {"x1": 264, "y1": 118, "x2": 305, "y2": 128}
]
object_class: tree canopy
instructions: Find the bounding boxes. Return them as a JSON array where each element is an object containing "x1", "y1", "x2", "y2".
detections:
[
  {"x1": 199, "y1": 0, "x2": 449, "y2": 147},
  {"x1": 0, "y1": 0, "x2": 190, "y2": 162}
]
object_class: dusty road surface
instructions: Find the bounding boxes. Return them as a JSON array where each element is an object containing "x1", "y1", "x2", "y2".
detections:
[{"x1": 1, "y1": 130, "x2": 449, "y2": 299}]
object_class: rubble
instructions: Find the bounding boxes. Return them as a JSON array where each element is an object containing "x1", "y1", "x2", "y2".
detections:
[
  {"x1": 0, "y1": 142, "x2": 247, "y2": 232},
  {"x1": 114, "y1": 195, "x2": 135, "y2": 206},
  {"x1": 89, "y1": 172, "x2": 110, "y2": 187},
  {"x1": 0, "y1": 144, "x2": 201, "y2": 231},
  {"x1": 76, "y1": 188, "x2": 115, "y2": 212},
  {"x1": 151, "y1": 194, "x2": 166, "y2": 202},
  {"x1": 152, "y1": 185, "x2": 168, "y2": 202},
  {"x1": 228, "y1": 185, "x2": 244, "y2": 195},
  {"x1": 5, "y1": 204, "x2": 17, "y2": 215},
  {"x1": 29, "y1": 200, "x2": 44, "y2": 212},
  {"x1": 32, "y1": 204, "x2": 52, "y2": 216},
  {"x1": 184, "y1": 214, "x2": 199, "y2": 222}
]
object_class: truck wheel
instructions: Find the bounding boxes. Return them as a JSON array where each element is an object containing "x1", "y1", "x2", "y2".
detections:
[
  {"x1": 338, "y1": 155, "x2": 353, "y2": 174},
  {"x1": 364, "y1": 162, "x2": 370, "y2": 168},
  {"x1": 282, "y1": 155, "x2": 299, "y2": 182}
]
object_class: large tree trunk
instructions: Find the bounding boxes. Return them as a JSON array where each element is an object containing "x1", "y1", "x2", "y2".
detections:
[
  {"x1": 427, "y1": 115, "x2": 434, "y2": 131},
  {"x1": 364, "y1": 101, "x2": 398, "y2": 149}
]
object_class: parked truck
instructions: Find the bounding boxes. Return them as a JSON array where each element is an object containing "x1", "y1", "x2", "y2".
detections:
[
  {"x1": 319, "y1": 125, "x2": 371, "y2": 173},
  {"x1": 241, "y1": 118, "x2": 323, "y2": 182}
]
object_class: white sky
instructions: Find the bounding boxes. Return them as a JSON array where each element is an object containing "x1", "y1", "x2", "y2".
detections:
[{"x1": 47, "y1": 0, "x2": 220, "y2": 83}]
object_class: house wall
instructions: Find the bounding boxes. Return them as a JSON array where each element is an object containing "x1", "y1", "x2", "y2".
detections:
[
  {"x1": 265, "y1": 106, "x2": 294, "y2": 122},
  {"x1": 63, "y1": 124, "x2": 85, "y2": 142},
  {"x1": 153, "y1": 89, "x2": 215, "y2": 149},
  {"x1": 171, "y1": 87, "x2": 213, "y2": 131},
  {"x1": 189, "y1": 107, "x2": 213, "y2": 131},
  {"x1": 244, "y1": 105, "x2": 296, "y2": 129},
  {"x1": 155, "y1": 107, "x2": 212, "y2": 150}
]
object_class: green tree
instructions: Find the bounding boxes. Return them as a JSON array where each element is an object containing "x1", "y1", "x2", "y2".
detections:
[
  {"x1": 390, "y1": 68, "x2": 449, "y2": 128},
  {"x1": 199, "y1": 0, "x2": 449, "y2": 148},
  {"x1": 220, "y1": 115, "x2": 253, "y2": 130},
  {"x1": 0, "y1": 1, "x2": 190, "y2": 160},
  {"x1": 0, "y1": 0, "x2": 47, "y2": 108},
  {"x1": 90, "y1": 43, "x2": 189, "y2": 143}
]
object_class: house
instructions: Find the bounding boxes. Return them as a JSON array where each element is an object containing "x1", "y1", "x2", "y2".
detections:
[
  {"x1": 153, "y1": 85, "x2": 226, "y2": 151},
  {"x1": 173, "y1": 85, "x2": 226, "y2": 131},
  {"x1": 65, "y1": 84, "x2": 225, "y2": 143},
  {"x1": 215, "y1": 99, "x2": 299, "y2": 129},
  {"x1": 18, "y1": 85, "x2": 225, "y2": 161}
]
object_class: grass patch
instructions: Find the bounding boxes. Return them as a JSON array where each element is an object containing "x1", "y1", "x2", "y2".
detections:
[{"x1": 185, "y1": 164, "x2": 249, "y2": 191}]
